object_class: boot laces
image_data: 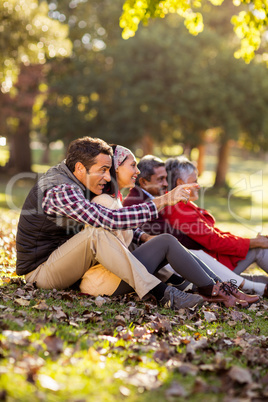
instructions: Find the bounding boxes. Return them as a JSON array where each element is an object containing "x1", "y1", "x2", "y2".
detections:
[
  {"x1": 225, "y1": 279, "x2": 238, "y2": 293},
  {"x1": 170, "y1": 287, "x2": 190, "y2": 300},
  {"x1": 219, "y1": 283, "x2": 232, "y2": 296}
]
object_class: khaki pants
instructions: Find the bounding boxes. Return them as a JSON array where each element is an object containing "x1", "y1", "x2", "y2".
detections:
[{"x1": 25, "y1": 226, "x2": 160, "y2": 298}]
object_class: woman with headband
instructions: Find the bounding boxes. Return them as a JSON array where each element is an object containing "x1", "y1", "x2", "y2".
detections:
[{"x1": 80, "y1": 145, "x2": 259, "y2": 308}]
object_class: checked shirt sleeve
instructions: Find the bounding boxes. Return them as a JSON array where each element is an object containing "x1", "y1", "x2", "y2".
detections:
[
  {"x1": 42, "y1": 184, "x2": 158, "y2": 231},
  {"x1": 132, "y1": 228, "x2": 144, "y2": 244}
]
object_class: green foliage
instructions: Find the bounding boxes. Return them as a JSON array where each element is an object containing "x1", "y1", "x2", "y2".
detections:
[
  {"x1": 0, "y1": 0, "x2": 72, "y2": 92},
  {"x1": 120, "y1": 0, "x2": 268, "y2": 62},
  {"x1": 120, "y1": 0, "x2": 208, "y2": 39},
  {"x1": 41, "y1": 2, "x2": 268, "y2": 152},
  {"x1": 2, "y1": 0, "x2": 268, "y2": 175}
]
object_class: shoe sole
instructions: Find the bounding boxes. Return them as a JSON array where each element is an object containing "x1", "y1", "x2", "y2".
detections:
[{"x1": 174, "y1": 296, "x2": 204, "y2": 310}]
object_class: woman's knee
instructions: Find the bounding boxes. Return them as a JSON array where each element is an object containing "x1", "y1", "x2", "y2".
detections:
[
  {"x1": 156, "y1": 233, "x2": 180, "y2": 246},
  {"x1": 157, "y1": 233, "x2": 175, "y2": 241},
  {"x1": 149, "y1": 234, "x2": 182, "y2": 253}
]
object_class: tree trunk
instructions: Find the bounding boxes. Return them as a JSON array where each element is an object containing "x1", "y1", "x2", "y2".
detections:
[
  {"x1": 141, "y1": 133, "x2": 154, "y2": 155},
  {"x1": 8, "y1": 123, "x2": 32, "y2": 173},
  {"x1": 214, "y1": 140, "x2": 230, "y2": 188},
  {"x1": 197, "y1": 143, "x2": 205, "y2": 175},
  {"x1": 5, "y1": 64, "x2": 43, "y2": 173},
  {"x1": 183, "y1": 144, "x2": 191, "y2": 158}
]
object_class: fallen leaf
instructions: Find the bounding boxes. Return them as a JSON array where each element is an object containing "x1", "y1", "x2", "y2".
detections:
[
  {"x1": 165, "y1": 381, "x2": 187, "y2": 398},
  {"x1": 237, "y1": 329, "x2": 246, "y2": 336},
  {"x1": 204, "y1": 311, "x2": 217, "y2": 323},
  {"x1": 227, "y1": 320, "x2": 237, "y2": 327},
  {"x1": 176, "y1": 362, "x2": 198, "y2": 376},
  {"x1": 94, "y1": 296, "x2": 106, "y2": 307},
  {"x1": 228, "y1": 365, "x2": 252, "y2": 384},
  {"x1": 126, "y1": 369, "x2": 161, "y2": 390},
  {"x1": 229, "y1": 310, "x2": 245, "y2": 322},
  {"x1": 2, "y1": 330, "x2": 31, "y2": 344},
  {"x1": 186, "y1": 337, "x2": 208, "y2": 355},
  {"x1": 43, "y1": 335, "x2": 63, "y2": 355},
  {"x1": 87, "y1": 347, "x2": 101, "y2": 362},
  {"x1": 153, "y1": 347, "x2": 173, "y2": 362},
  {"x1": 223, "y1": 339, "x2": 233, "y2": 346},
  {"x1": 61, "y1": 292, "x2": 75, "y2": 302},
  {"x1": 15, "y1": 298, "x2": 30, "y2": 307},
  {"x1": 133, "y1": 326, "x2": 147, "y2": 338},
  {"x1": 52, "y1": 306, "x2": 68, "y2": 320},
  {"x1": 119, "y1": 386, "x2": 131, "y2": 397},
  {"x1": 199, "y1": 364, "x2": 215, "y2": 371},
  {"x1": 32, "y1": 301, "x2": 49, "y2": 310},
  {"x1": 192, "y1": 377, "x2": 209, "y2": 393},
  {"x1": 38, "y1": 374, "x2": 61, "y2": 391}
]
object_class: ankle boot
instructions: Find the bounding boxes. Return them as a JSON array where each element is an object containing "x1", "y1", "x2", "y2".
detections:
[
  {"x1": 198, "y1": 282, "x2": 248, "y2": 308},
  {"x1": 225, "y1": 280, "x2": 260, "y2": 304}
]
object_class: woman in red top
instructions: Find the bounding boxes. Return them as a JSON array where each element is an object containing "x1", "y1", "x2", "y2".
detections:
[{"x1": 164, "y1": 156, "x2": 268, "y2": 296}]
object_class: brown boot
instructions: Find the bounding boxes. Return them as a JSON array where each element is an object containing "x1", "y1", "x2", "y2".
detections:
[
  {"x1": 198, "y1": 282, "x2": 248, "y2": 308},
  {"x1": 225, "y1": 280, "x2": 260, "y2": 304}
]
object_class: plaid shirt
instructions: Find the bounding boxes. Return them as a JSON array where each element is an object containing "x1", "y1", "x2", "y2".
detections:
[{"x1": 42, "y1": 184, "x2": 158, "y2": 243}]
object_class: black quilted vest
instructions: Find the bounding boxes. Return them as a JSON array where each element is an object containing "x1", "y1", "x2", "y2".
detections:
[{"x1": 16, "y1": 161, "x2": 87, "y2": 275}]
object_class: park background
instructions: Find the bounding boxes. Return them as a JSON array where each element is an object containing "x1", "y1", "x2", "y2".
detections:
[
  {"x1": 1, "y1": 1, "x2": 268, "y2": 401},
  {"x1": 1, "y1": 0, "x2": 268, "y2": 241}
]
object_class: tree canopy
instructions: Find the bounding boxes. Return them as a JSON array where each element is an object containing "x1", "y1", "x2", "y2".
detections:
[
  {"x1": 42, "y1": 2, "x2": 268, "y2": 149},
  {"x1": 39, "y1": 0, "x2": 268, "y2": 186},
  {"x1": 1, "y1": 0, "x2": 268, "y2": 184},
  {"x1": 120, "y1": 0, "x2": 268, "y2": 63},
  {"x1": 0, "y1": 0, "x2": 72, "y2": 92}
]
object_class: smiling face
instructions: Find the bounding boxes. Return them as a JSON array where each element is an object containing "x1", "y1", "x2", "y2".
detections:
[
  {"x1": 73, "y1": 153, "x2": 112, "y2": 195},
  {"x1": 116, "y1": 154, "x2": 140, "y2": 190}
]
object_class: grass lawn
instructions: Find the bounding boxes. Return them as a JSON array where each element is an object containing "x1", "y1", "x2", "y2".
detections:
[{"x1": 0, "y1": 148, "x2": 268, "y2": 401}]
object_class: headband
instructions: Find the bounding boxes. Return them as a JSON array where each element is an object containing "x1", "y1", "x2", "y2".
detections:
[{"x1": 113, "y1": 145, "x2": 133, "y2": 170}]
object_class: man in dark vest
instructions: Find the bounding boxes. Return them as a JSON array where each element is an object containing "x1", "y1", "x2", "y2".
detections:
[{"x1": 16, "y1": 137, "x2": 203, "y2": 309}]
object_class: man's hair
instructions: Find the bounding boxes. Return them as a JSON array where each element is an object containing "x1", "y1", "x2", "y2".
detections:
[
  {"x1": 165, "y1": 156, "x2": 197, "y2": 190},
  {"x1": 66, "y1": 136, "x2": 113, "y2": 172},
  {"x1": 137, "y1": 155, "x2": 165, "y2": 184},
  {"x1": 102, "y1": 144, "x2": 118, "y2": 196}
]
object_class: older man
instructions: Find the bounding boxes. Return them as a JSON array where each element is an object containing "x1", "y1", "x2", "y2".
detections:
[{"x1": 123, "y1": 155, "x2": 200, "y2": 248}]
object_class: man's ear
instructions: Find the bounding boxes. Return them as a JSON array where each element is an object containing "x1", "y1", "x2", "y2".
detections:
[
  {"x1": 74, "y1": 162, "x2": 86, "y2": 177},
  {"x1": 176, "y1": 177, "x2": 184, "y2": 186},
  {"x1": 76, "y1": 161, "x2": 85, "y2": 171},
  {"x1": 139, "y1": 177, "x2": 149, "y2": 189}
]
